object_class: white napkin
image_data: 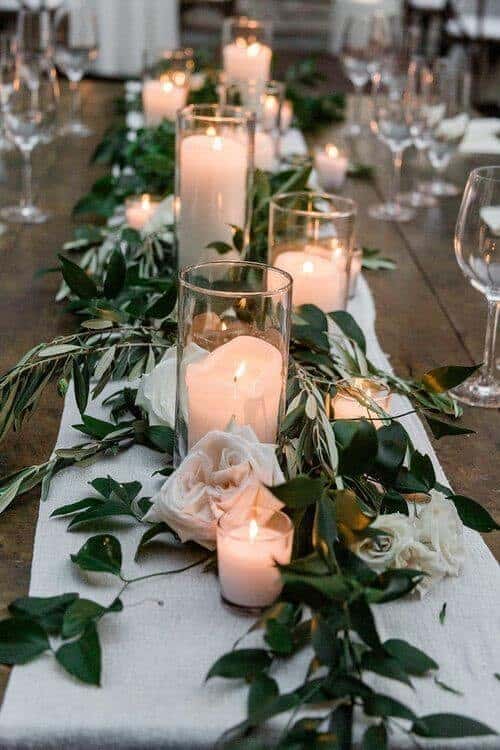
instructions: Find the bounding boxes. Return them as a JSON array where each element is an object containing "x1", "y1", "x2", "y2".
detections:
[
  {"x1": 480, "y1": 206, "x2": 500, "y2": 235},
  {"x1": 459, "y1": 118, "x2": 500, "y2": 154}
]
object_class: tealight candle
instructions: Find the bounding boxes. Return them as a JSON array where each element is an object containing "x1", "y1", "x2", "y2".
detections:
[
  {"x1": 273, "y1": 242, "x2": 349, "y2": 312},
  {"x1": 331, "y1": 378, "x2": 392, "y2": 426},
  {"x1": 280, "y1": 99, "x2": 293, "y2": 132},
  {"x1": 223, "y1": 37, "x2": 272, "y2": 84},
  {"x1": 217, "y1": 492, "x2": 293, "y2": 609},
  {"x1": 185, "y1": 335, "x2": 283, "y2": 447},
  {"x1": 315, "y1": 144, "x2": 349, "y2": 191},
  {"x1": 143, "y1": 76, "x2": 188, "y2": 125},
  {"x1": 125, "y1": 194, "x2": 160, "y2": 230}
]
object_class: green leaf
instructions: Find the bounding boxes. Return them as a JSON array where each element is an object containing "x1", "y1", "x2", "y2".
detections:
[
  {"x1": 59, "y1": 254, "x2": 98, "y2": 299},
  {"x1": 439, "y1": 602, "x2": 447, "y2": 624},
  {"x1": 268, "y1": 476, "x2": 324, "y2": 510},
  {"x1": 375, "y1": 422, "x2": 407, "y2": 475},
  {"x1": 349, "y1": 598, "x2": 381, "y2": 649},
  {"x1": 144, "y1": 425, "x2": 175, "y2": 453},
  {"x1": 67, "y1": 499, "x2": 135, "y2": 529},
  {"x1": 333, "y1": 420, "x2": 378, "y2": 477},
  {"x1": 56, "y1": 623, "x2": 101, "y2": 686},
  {"x1": 62, "y1": 598, "x2": 106, "y2": 638},
  {"x1": 206, "y1": 649, "x2": 271, "y2": 680},
  {"x1": 264, "y1": 619, "x2": 294, "y2": 656},
  {"x1": 9, "y1": 593, "x2": 78, "y2": 633},
  {"x1": 205, "y1": 240, "x2": 234, "y2": 254},
  {"x1": 328, "y1": 703, "x2": 353, "y2": 750},
  {"x1": 384, "y1": 639, "x2": 438, "y2": 675},
  {"x1": 72, "y1": 359, "x2": 90, "y2": 416},
  {"x1": 103, "y1": 248, "x2": 126, "y2": 298},
  {"x1": 135, "y1": 521, "x2": 180, "y2": 558},
  {"x1": 146, "y1": 284, "x2": 177, "y2": 319},
  {"x1": 312, "y1": 494, "x2": 337, "y2": 564},
  {"x1": 0, "y1": 618, "x2": 50, "y2": 664},
  {"x1": 71, "y1": 534, "x2": 122, "y2": 576},
  {"x1": 361, "y1": 650, "x2": 413, "y2": 687},
  {"x1": 381, "y1": 489, "x2": 408, "y2": 515},
  {"x1": 362, "y1": 724, "x2": 387, "y2": 750},
  {"x1": 413, "y1": 714, "x2": 496, "y2": 738},
  {"x1": 248, "y1": 674, "x2": 279, "y2": 717},
  {"x1": 425, "y1": 413, "x2": 475, "y2": 439},
  {"x1": 73, "y1": 415, "x2": 119, "y2": 440},
  {"x1": 295, "y1": 304, "x2": 327, "y2": 332},
  {"x1": 422, "y1": 364, "x2": 481, "y2": 393},
  {"x1": 447, "y1": 494, "x2": 499, "y2": 532},
  {"x1": 434, "y1": 677, "x2": 463, "y2": 696},
  {"x1": 329, "y1": 310, "x2": 366, "y2": 353},
  {"x1": 364, "y1": 693, "x2": 417, "y2": 722},
  {"x1": 311, "y1": 616, "x2": 341, "y2": 667}
]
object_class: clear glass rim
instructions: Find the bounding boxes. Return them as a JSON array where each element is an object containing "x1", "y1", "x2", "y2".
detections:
[
  {"x1": 335, "y1": 377, "x2": 390, "y2": 403},
  {"x1": 469, "y1": 166, "x2": 500, "y2": 184},
  {"x1": 178, "y1": 103, "x2": 255, "y2": 125},
  {"x1": 217, "y1": 502, "x2": 293, "y2": 543},
  {"x1": 270, "y1": 191, "x2": 357, "y2": 219},
  {"x1": 179, "y1": 260, "x2": 293, "y2": 299}
]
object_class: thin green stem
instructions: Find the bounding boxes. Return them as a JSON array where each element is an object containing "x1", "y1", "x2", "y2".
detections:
[{"x1": 122, "y1": 555, "x2": 210, "y2": 585}]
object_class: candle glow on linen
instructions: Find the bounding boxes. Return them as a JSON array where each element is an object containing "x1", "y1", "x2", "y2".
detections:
[
  {"x1": 185, "y1": 335, "x2": 283, "y2": 447},
  {"x1": 177, "y1": 127, "x2": 248, "y2": 267},
  {"x1": 143, "y1": 77, "x2": 188, "y2": 125},
  {"x1": 223, "y1": 37, "x2": 272, "y2": 84},
  {"x1": 125, "y1": 194, "x2": 160, "y2": 230}
]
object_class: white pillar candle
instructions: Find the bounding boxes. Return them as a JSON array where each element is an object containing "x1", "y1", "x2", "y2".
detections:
[
  {"x1": 280, "y1": 99, "x2": 293, "y2": 132},
  {"x1": 125, "y1": 194, "x2": 160, "y2": 230},
  {"x1": 255, "y1": 130, "x2": 277, "y2": 171},
  {"x1": 143, "y1": 78, "x2": 188, "y2": 125},
  {"x1": 177, "y1": 129, "x2": 248, "y2": 267},
  {"x1": 332, "y1": 378, "x2": 392, "y2": 427},
  {"x1": 217, "y1": 491, "x2": 293, "y2": 609},
  {"x1": 274, "y1": 244, "x2": 348, "y2": 312},
  {"x1": 185, "y1": 335, "x2": 283, "y2": 447},
  {"x1": 223, "y1": 38, "x2": 272, "y2": 84},
  {"x1": 315, "y1": 144, "x2": 349, "y2": 191}
]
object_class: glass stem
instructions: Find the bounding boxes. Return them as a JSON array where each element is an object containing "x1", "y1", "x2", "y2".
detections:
[
  {"x1": 21, "y1": 150, "x2": 34, "y2": 209},
  {"x1": 70, "y1": 80, "x2": 81, "y2": 122},
  {"x1": 482, "y1": 298, "x2": 499, "y2": 383},
  {"x1": 353, "y1": 86, "x2": 362, "y2": 129},
  {"x1": 392, "y1": 149, "x2": 403, "y2": 205}
]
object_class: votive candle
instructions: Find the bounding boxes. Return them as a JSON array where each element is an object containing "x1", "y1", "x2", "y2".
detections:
[
  {"x1": 143, "y1": 77, "x2": 188, "y2": 125},
  {"x1": 332, "y1": 378, "x2": 392, "y2": 426},
  {"x1": 223, "y1": 37, "x2": 272, "y2": 84},
  {"x1": 125, "y1": 194, "x2": 160, "y2": 230},
  {"x1": 315, "y1": 144, "x2": 349, "y2": 191}
]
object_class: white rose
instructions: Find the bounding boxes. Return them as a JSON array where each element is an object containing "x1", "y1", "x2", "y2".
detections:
[
  {"x1": 414, "y1": 490, "x2": 465, "y2": 580},
  {"x1": 126, "y1": 110, "x2": 145, "y2": 131},
  {"x1": 135, "y1": 343, "x2": 206, "y2": 428},
  {"x1": 143, "y1": 194, "x2": 174, "y2": 235},
  {"x1": 144, "y1": 422, "x2": 285, "y2": 549},
  {"x1": 351, "y1": 513, "x2": 415, "y2": 573}
]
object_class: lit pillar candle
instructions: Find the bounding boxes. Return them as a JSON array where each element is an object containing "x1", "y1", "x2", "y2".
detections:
[
  {"x1": 223, "y1": 38, "x2": 272, "y2": 84},
  {"x1": 274, "y1": 244, "x2": 349, "y2": 312},
  {"x1": 280, "y1": 99, "x2": 293, "y2": 132},
  {"x1": 125, "y1": 194, "x2": 160, "y2": 230},
  {"x1": 185, "y1": 335, "x2": 283, "y2": 447},
  {"x1": 315, "y1": 144, "x2": 349, "y2": 191},
  {"x1": 217, "y1": 491, "x2": 293, "y2": 609},
  {"x1": 177, "y1": 128, "x2": 248, "y2": 267},
  {"x1": 255, "y1": 130, "x2": 277, "y2": 171},
  {"x1": 143, "y1": 77, "x2": 188, "y2": 125},
  {"x1": 332, "y1": 378, "x2": 392, "y2": 426}
]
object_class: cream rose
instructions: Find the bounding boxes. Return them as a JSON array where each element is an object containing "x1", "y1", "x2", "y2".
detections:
[
  {"x1": 143, "y1": 194, "x2": 174, "y2": 235},
  {"x1": 144, "y1": 422, "x2": 284, "y2": 549},
  {"x1": 414, "y1": 490, "x2": 465, "y2": 581},
  {"x1": 352, "y1": 513, "x2": 415, "y2": 573}
]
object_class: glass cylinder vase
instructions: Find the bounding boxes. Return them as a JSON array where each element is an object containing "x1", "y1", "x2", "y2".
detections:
[
  {"x1": 175, "y1": 104, "x2": 255, "y2": 269},
  {"x1": 269, "y1": 191, "x2": 357, "y2": 313},
  {"x1": 174, "y1": 260, "x2": 292, "y2": 464},
  {"x1": 222, "y1": 16, "x2": 273, "y2": 86},
  {"x1": 142, "y1": 47, "x2": 194, "y2": 125}
]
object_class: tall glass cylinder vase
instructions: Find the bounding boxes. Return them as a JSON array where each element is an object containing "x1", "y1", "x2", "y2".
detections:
[
  {"x1": 269, "y1": 192, "x2": 357, "y2": 312},
  {"x1": 175, "y1": 104, "x2": 255, "y2": 268},
  {"x1": 222, "y1": 16, "x2": 273, "y2": 86},
  {"x1": 174, "y1": 260, "x2": 292, "y2": 464},
  {"x1": 142, "y1": 47, "x2": 193, "y2": 125}
]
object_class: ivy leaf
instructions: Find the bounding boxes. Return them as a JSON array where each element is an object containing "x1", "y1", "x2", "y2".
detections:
[
  {"x1": 413, "y1": 714, "x2": 496, "y2": 738},
  {"x1": 328, "y1": 703, "x2": 353, "y2": 750},
  {"x1": 103, "y1": 248, "x2": 126, "y2": 299},
  {"x1": 361, "y1": 650, "x2": 413, "y2": 687},
  {"x1": 0, "y1": 618, "x2": 50, "y2": 664},
  {"x1": 334, "y1": 420, "x2": 378, "y2": 477},
  {"x1": 59, "y1": 254, "x2": 98, "y2": 299},
  {"x1": 264, "y1": 619, "x2": 294, "y2": 656},
  {"x1": 247, "y1": 674, "x2": 279, "y2": 718},
  {"x1": 135, "y1": 521, "x2": 180, "y2": 558},
  {"x1": 375, "y1": 422, "x2": 407, "y2": 476},
  {"x1": 8, "y1": 593, "x2": 78, "y2": 633},
  {"x1": 349, "y1": 598, "x2": 381, "y2": 650},
  {"x1": 362, "y1": 724, "x2": 387, "y2": 750},
  {"x1": 384, "y1": 639, "x2": 438, "y2": 675},
  {"x1": 329, "y1": 310, "x2": 366, "y2": 353},
  {"x1": 363, "y1": 693, "x2": 417, "y2": 722},
  {"x1": 71, "y1": 534, "x2": 122, "y2": 576},
  {"x1": 144, "y1": 425, "x2": 175, "y2": 453},
  {"x1": 421, "y1": 364, "x2": 481, "y2": 393},
  {"x1": 268, "y1": 476, "x2": 324, "y2": 510},
  {"x1": 425, "y1": 413, "x2": 475, "y2": 439},
  {"x1": 62, "y1": 597, "x2": 122, "y2": 639},
  {"x1": 206, "y1": 649, "x2": 272, "y2": 680},
  {"x1": 56, "y1": 623, "x2": 101, "y2": 686},
  {"x1": 295, "y1": 304, "x2": 327, "y2": 332},
  {"x1": 447, "y1": 494, "x2": 499, "y2": 532},
  {"x1": 66, "y1": 499, "x2": 135, "y2": 529}
]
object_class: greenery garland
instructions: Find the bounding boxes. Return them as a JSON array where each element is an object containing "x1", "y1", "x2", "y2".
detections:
[{"x1": 0, "y1": 68, "x2": 498, "y2": 750}]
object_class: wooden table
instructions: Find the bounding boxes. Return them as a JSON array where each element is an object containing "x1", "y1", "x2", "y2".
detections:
[{"x1": 0, "y1": 77, "x2": 498, "y2": 704}]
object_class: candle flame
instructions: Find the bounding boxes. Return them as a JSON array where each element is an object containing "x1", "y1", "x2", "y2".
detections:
[
  {"x1": 221, "y1": 321, "x2": 228, "y2": 331},
  {"x1": 302, "y1": 260, "x2": 315, "y2": 273},
  {"x1": 206, "y1": 125, "x2": 216, "y2": 136},
  {"x1": 160, "y1": 79, "x2": 173, "y2": 93},
  {"x1": 141, "y1": 194, "x2": 151, "y2": 209},
  {"x1": 249, "y1": 518, "x2": 259, "y2": 542},
  {"x1": 325, "y1": 143, "x2": 339, "y2": 158},
  {"x1": 173, "y1": 71, "x2": 186, "y2": 86},
  {"x1": 234, "y1": 361, "x2": 246, "y2": 382},
  {"x1": 247, "y1": 42, "x2": 261, "y2": 57}
]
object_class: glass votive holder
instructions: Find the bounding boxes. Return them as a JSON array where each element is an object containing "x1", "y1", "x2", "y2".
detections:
[
  {"x1": 217, "y1": 496, "x2": 293, "y2": 612},
  {"x1": 174, "y1": 260, "x2": 292, "y2": 464},
  {"x1": 142, "y1": 48, "x2": 194, "y2": 125},
  {"x1": 348, "y1": 247, "x2": 363, "y2": 298},
  {"x1": 125, "y1": 193, "x2": 161, "y2": 231},
  {"x1": 175, "y1": 104, "x2": 255, "y2": 269},
  {"x1": 269, "y1": 191, "x2": 357, "y2": 312},
  {"x1": 222, "y1": 16, "x2": 273, "y2": 85},
  {"x1": 331, "y1": 378, "x2": 392, "y2": 427},
  {"x1": 314, "y1": 143, "x2": 349, "y2": 191}
]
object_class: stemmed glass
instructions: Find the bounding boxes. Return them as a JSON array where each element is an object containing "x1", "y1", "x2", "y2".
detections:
[
  {"x1": 369, "y1": 94, "x2": 415, "y2": 222},
  {"x1": 453, "y1": 167, "x2": 500, "y2": 408},
  {"x1": 53, "y1": 0, "x2": 98, "y2": 136},
  {"x1": 0, "y1": 52, "x2": 59, "y2": 223},
  {"x1": 0, "y1": 34, "x2": 16, "y2": 151}
]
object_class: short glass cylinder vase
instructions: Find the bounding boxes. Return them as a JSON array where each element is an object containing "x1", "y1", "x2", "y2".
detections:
[
  {"x1": 174, "y1": 260, "x2": 292, "y2": 464},
  {"x1": 142, "y1": 48, "x2": 194, "y2": 125},
  {"x1": 269, "y1": 191, "x2": 357, "y2": 313},
  {"x1": 175, "y1": 104, "x2": 255, "y2": 269},
  {"x1": 222, "y1": 16, "x2": 273, "y2": 85}
]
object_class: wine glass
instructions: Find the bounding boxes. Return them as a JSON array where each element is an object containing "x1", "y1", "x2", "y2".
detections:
[
  {"x1": 0, "y1": 52, "x2": 59, "y2": 223},
  {"x1": 453, "y1": 167, "x2": 500, "y2": 408},
  {"x1": 53, "y1": 0, "x2": 98, "y2": 137},
  {"x1": 369, "y1": 94, "x2": 415, "y2": 222},
  {"x1": 0, "y1": 34, "x2": 16, "y2": 151},
  {"x1": 419, "y1": 58, "x2": 470, "y2": 198},
  {"x1": 340, "y1": 14, "x2": 390, "y2": 137}
]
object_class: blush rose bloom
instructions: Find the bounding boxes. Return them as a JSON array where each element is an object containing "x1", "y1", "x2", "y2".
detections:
[{"x1": 144, "y1": 422, "x2": 285, "y2": 549}]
